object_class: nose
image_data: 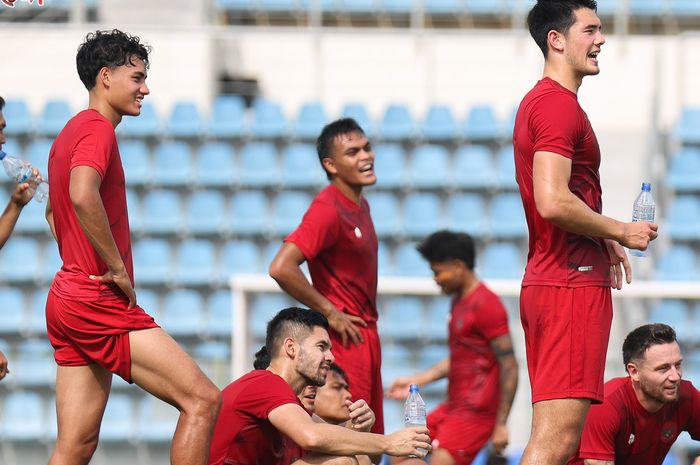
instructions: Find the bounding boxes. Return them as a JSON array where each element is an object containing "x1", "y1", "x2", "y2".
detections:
[
  {"x1": 327, "y1": 350, "x2": 335, "y2": 364},
  {"x1": 141, "y1": 83, "x2": 150, "y2": 96},
  {"x1": 596, "y1": 30, "x2": 606, "y2": 46},
  {"x1": 669, "y1": 365, "x2": 682, "y2": 382}
]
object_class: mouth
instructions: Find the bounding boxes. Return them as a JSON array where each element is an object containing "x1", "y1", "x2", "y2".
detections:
[
  {"x1": 359, "y1": 163, "x2": 374, "y2": 174},
  {"x1": 135, "y1": 96, "x2": 144, "y2": 107},
  {"x1": 588, "y1": 51, "x2": 600, "y2": 65}
]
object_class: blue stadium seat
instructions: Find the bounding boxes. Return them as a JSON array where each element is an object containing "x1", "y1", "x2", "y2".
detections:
[
  {"x1": 629, "y1": 0, "x2": 668, "y2": 15},
  {"x1": 688, "y1": 304, "x2": 700, "y2": 345},
  {"x1": 675, "y1": 107, "x2": 700, "y2": 144},
  {"x1": 229, "y1": 190, "x2": 269, "y2": 235},
  {"x1": 403, "y1": 192, "x2": 443, "y2": 237},
  {"x1": 666, "y1": 148, "x2": 700, "y2": 191},
  {"x1": 479, "y1": 243, "x2": 524, "y2": 279},
  {"x1": 654, "y1": 246, "x2": 697, "y2": 281},
  {"x1": 490, "y1": 193, "x2": 527, "y2": 238},
  {"x1": 281, "y1": 143, "x2": 324, "y2": 188},
  {"x1": 424, "y1": 0, "x2": 463, "y2": 14},
  {"x1": 380, "y1": 0, "x2": 413, "y2": 13},
  {"x1": 101, "y1": 394, "x2": 134, "y2": 442},
  {"x1": 394, "y1": 242, "x2": 431, "y2": 277},
  {"x1": 221, "y1": 240, "x2": 261, "y2": 277},
  {"x1": 0, "y1": 287, "x2": 25, "y2": 335},
  {"x1": 446, "y1": 193, "x2": 488, "y2": 236},
  {"x1": 238, "y1": 142, "x2": 280, "y2": 187},
  {"x1": 195, "y1": 340, "x2": 232, "y2": 388},
  {"x1": 665, "y1": 196, "x2": 700, "y2": 241},
  {"x1": 0, "y1": 391, "x2": 45, "y2": 440},
  {"x1": 250, "y1": 98, "x2": 289, "y2": 139},
  {"x1": 427, "y1": 296, "x2": 450, "y2": 340},
  {"x1": 421, "y1": 105, "x2": 458, "y2": 141},
  {"x1": 204, "y1": 290, "x2": 233, "y2": 338},
  {"x1": 464, "y1": 104, "x2": 501, "y2": 141},
  {"x1": 12, "y1": 339, "x2": 55, "y2": 387},
  {"x1": 250, "y1": 293, "x2": 293, "y2": 338},
  {"x1": 37, "y1": 99, "x2": 72, "y2": 136},
  {"x1": 466, "y1": 0, "x2": 504, "y2": 14},
  {"x1": 27, "y1": 287, "x2": 48, "y2": 336},
  {"x1": 335, "y1": 0, "x2": 376, "y2": 13},
  {"x1": 495, "y1": 145, "x2": 519, "y2": 190},
  {"x1": 43, "y1": 242, "x2": 62, "y2": 283},
  {"x1": 378, "y1": 240, "x2": 393, "y2": 276},
  {"x1": 194, "y1": 142, "x2": 236, "y2": 187},
  {"x1": 595, "y1": 0, "x2": 617, "y2": 15},
  {"x1": 173, "y1": 239, "x2": 218, "y2": 286},
  {"x1": 207, "y1": 95, "x2": 246, "y2": 139},
  {"x1": 418, "y1": 344, "x2": 448, "y2": 370},
  {"x1": 136, "y1": 288, "x2": 160, "y2": 316},
  {"x1": 671, "y1": 0, "x2": 700, "y2": 16},
  {"x1": 2, "y1": 139, "x2": 21, "y2": 158},
  {"x1": 379, "y1": 296, "x2": 424, "y2": 340},
  {"x1": 382, "y1": 344, "x2": 412, "y2": 367},
  {"x1": 378, "y1": 104, "x2": 416, "y2": 141},
  {"x1": 294, "y1": 102, "x2": 328, "y2": 140},
  {"x1": 216, "y1": 0, "x2": 253, "y2": 11},
  {"x1": 648, "y1": 300, "x2": 688, "y2": 340},
  {"x1": 133, "y1": 238, "x2": 173, "y2": 285},
  {"x1": 452, "y1": 145, "x2": 495, "y2": 189},
  {"x1": 125, "y1": 189, "x2": 141, "y2": 233},
  {"x1": 160, "y1": 289, "x2": 204, "y2": 337},
  {"x1": 340, "y1": 103, "x2": 375, "y2": 137},
  {"x1": 14, "y1": 191, "x2": 49, "y2": 233},
  {"x1": 0, "y1": 237, "x2": 41, "y2": 283},
  {"x1": 140, "y1": 190, "x2": 182, "y2": 233},
  {"x1": 136, "y1": 396, "x2": 179, "y2": 443},
  {"x1": 120, "y1": 140, "x2": 152, "y2": 186},
  {"x1": 184, "y1": 190, "x2": 227, "y2": 235},
  {"x1": 373, "y1": 143, "x2": 407, "y2": 189},
  {"x1": 408, "y1": 144, "x2": 450, "y2": 189},
  {"x1": 365, "y1": 192, "x2": 401, "y2": 237},
  {"x1": 271, "y1": 191, "x2": 312, "y2": 236},
  {"x1": 152, "y1": 141, "x2": 193, "y2": 186},
  {"x1": 117, "y1": 102, "x2": 161, "y2": 138},
  {"x1": 2, "y1": 98, "x2": 33, "y2": 135},
  {"x1": 25, "y1": 138, "x2": 53, "y2": 177},
  {"x1": 166, "y1": 101, "x2": 204, "y2": 138}
]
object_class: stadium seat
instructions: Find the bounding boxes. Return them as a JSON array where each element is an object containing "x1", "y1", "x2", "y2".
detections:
[
  {"x1": 464, "y1": 104, "x2": 501, "y2": 141},
  {"x1": 160, "y1": 289, "x2": 204, "y2": 336},
  {"x1": 135, "y1": 288, "x2": 160, "y2": 316},
  {"x1": 378, "y1": 240, "x2": 393, "y2": 276},
  {"x1": 445, "y1": 193, "x2": 488, "y2": 236},
  {"x1": 37, "y1": 99, "x2": 72, "y2": 136},
  {"x1": 194, "y1": 142, "x2": 237, "y2": 187},
  {"x1": 408, "y1": 144, "x2": 450, "y2": 189},
  {"x1": 26, "y1": 287, "x2": 48, "y2": 336},
  {"x1": 140, "y1": 189, "x2": 182, "y2": 233},
  {"x1": 402, "y1": 192, "x2": 443, "y2": 237},
  {"x1": 424, "y1": 0, "x2": 463, "y2": 14},
  {"x1": 250, "y1": 293, "x2": 293, "y2": 338},
  {"x1": 229, "y1": 190, "x2": 269, "y2": 235},
  {"x1": 221, "y1": 240, "x2": 261, "y2": 277},
  {"x1": 418, "y1": 344, "x2": 448, "y2": 370},
  {"x1": 595, "y1": 0, "x2": 617, "y2": 15},
  {"x1": 495, "y1": 145, "x2": 519, "y2": 190},
  {"x1": 12, "y1": 339, "x2": 56, "y2": 387},
  {"x1": 648, "y1": 300, "x2": 688, "y2": 340},
  {"x1": 394, "y1": 242, "x2": 431, "y2": 277},
  {"x1": 117, "y1": 101, "x2": 161, "y2": 138},
  {"x1": 490, "y1": 193, "x2": 527, "y2": 238},
  {"x1": 249, "y1": 98, "x2": 289, "y2": 139},
  {"x1": 381, "y1": 344, "x2": 413, "y2": 390},
  {"x1": 665, "y1": 195, "x2": 700, "y2": 241},
  {"x1": 43, "y1": 242, "x2": 63, "y2": 283},
  {"x1": 216, "y1": 0, "x2": 253, "y2": 12},
  {"x1": 340, "y1": 102, "x2": 375, "y2": 137},
  {"x1": 152, "y1": 141, "x2": 194, "y2": 186},
  {"x1": 2, "y1": 98, "x2": 34, "y2": 135},
  {"x1": 335, "y1": 0, "x2": 376, "y2": 13},
  {"x1": 654, "y1": 245, "x2": 697, "y2": 281},
  {"x1": 365, "y1": 191, "x2": 401, "y2": 237},
  {"x1": 294, "y1": 102, "x2": 328, "y2": 140},
  {"x1": 675, "y1": 107, "x2": 700, "y2": 144},
  {"x1": 173, "y1": 239, "x2": 218, "y2": 286},
  {"x1": 427, "y1": 296, "x2": 450, "y2": 340},
  {"x1": 452, "y1": 145, "x2": 495, "y2": 189},
  {"x1": 665, "y1": 147, "x2": 700, "y2": 191},
  {"x1": 0, "y1": 391, "x2": 45, "y2": 440},
  {"x1": 100, "y1": 394, "x2": 134, "y2": 442},
  {"x1": 421, "y1": 105, "x2": 458, "y2": 141},
  {"x1": 207, "y1": 94, "x2": 246, "y2": 139},
  {"x1": 238, "y1": 142, "x2": 280, "y2": 187},
  {"x1": 14, "y1": 191, "x2": 49, "y2": 233},
  {"x1": 184, "y1": 190, "x2": 228, "y2": 235},
  {"x1": 379, "y1": 296, "x2": 424, "y2": 340},
  {"x1": 629, "y1": 0, "x2": 668, "y2": 16},
  {"x1": 281, "y1": 143, "x2": 324, "y2": 188},
  {"x1": 204, "y1": 290, "x2": 234, "y2": 338},
  {"x1": 270, "y1": 191, "x2": 312, "y2": 236},
  {"x1": 120, "y1": 140, "x2": 152, "y2": 186},
  {"x1": 0, "y1": 237, "x2": 41, "y2": 283},
  {"x1": 373, "y1": 143, "x2": 407, "y2": 189},
  {"x1": 380, "y1": 0, "x2": 413, "y2": 14},
  {"x1": 25, "y1": 138, "x2": 53, "y2": 178},
  {"x1": 0, "y1": 287, "x2": 26, "y2": 335},
  {"x1": 378, "y1": 104, "x2": 416, "y2": 141},
  {"x1": 671, "y1": 0, "x2": 700, "y2": 16},
  {"x1": 478, "y1": 243, "x2": 524, "y2": 279},
  {"x1": 466, "y1": 0, "x2": 504, "y2": 14},
  {"x1": 259, "y1": 0, "x2": 300, "y2": 12},
  {"x1": 136, "y1": 396, "x2": 179, "y2": 443},
  {"x1": 166, "y1": 101, "x2": 204, "y2": 138},
  {"x1": 133, "y1": 238, "x2": 173, "y2": 285},
  {"x1": 195, "y1": 340, "x2": 231, "y2": 387},
  {"x1": 2, "y1": 139, "x2": 21, "y2": 159}
]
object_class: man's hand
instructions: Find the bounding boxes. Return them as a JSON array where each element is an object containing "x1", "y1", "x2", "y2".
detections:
[
  {"x1": 11, "y1": 168, "x2": 42, "y2": 206},
  {"x1": 692, "y1": 455, "x2": 700, "y2": 465},
  {"x1": 385, "y1": 426, "x2": 431, "y2": 458},
  {"x1": 90, "y1": 267, "x2": 137, "y2": 309},
  {"x1": 605, "y1": 239, "x2": 631, "y2": 289},
  {"x1": 327, "y1": 310, "x2": 367, "y2": 347},
  {"x1": 346, "y1": 399, "x2": 375, "y2": 432},
  {"x1": 386, "y1": 376, "x2": 414, "y2": 400},
  {"x1": 620, "y1": 221, "x2": 658, "y2": 251},
  {"x1": 0, "y1": 350, "x2": 9, "y2": 381},
  {"x1": 490, "y1": 423, "x2": 509, "y2": 454}
]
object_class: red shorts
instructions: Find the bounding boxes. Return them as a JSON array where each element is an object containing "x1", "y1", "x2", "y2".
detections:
[
  {"x1": 520, "y1": 285, "x2": 612, "y2": 404},
  {"x1": 427, "y1": 404, "x2": 495, "y2": 465},
  {"x1": 46, "y1": 289, "x2": 159, "y2": 382},
  {"x1": 328, "y1": 322, "x2": 384, "y2": 434}
]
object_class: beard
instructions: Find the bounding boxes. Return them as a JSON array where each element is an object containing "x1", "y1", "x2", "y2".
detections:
[
  {"x1": 297, "y1": 349, "x2": 328, "y2": 387},
  {"x1": 639, "y1": 378, "x2": 680, "y2": 405}
]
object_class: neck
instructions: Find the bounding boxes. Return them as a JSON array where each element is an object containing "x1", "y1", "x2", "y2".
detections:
[
  {"x1": 631, "y1": 379, "x2": 664, "y2": 413},
  {"x1": 88, "y1": 92, "x2": 121, "y2": 128},
  {"x1": 543, "y1": 61, "x2": 583, "y2": 95},
  {"x1": 457, "y1": 274, "x2": 480, "y2": 299},
  {"x1": 267, "y1": 360, "x2": 306, "y2": 395},
  {"x1": 330, "y1": 179, "x2": 362, "y2": 205}
]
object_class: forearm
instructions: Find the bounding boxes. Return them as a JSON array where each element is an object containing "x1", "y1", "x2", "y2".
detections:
[
  {"x1": 302, "y1": 423, "x2": 389, "y2": 456},
  {"x1": 270, "y1": 264, "x2": 335, "y2": 317},
  {"x1": 495, "y1": 356, "x2": 518, "y2": 426},
  {"x1": 540, "y1": 191, "x2": 625, "y2": 242},
  {"x1": 72, "y1": 196, "x2": 124, "y2": 271},
  {"x1": 415, "y1": 358, "x2": 449, "y2": 385},
  {"x1": 0, "y1": 200, "x2": 23, "y2": 249},
  {"x1": 583, "y1": 460, "x2": 613, "y2": 465}
]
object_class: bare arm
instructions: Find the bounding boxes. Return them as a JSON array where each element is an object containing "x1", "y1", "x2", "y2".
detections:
[
  {"x1": 269, "y1": 242, "x2": 367, "y2": 346},
  {"x1": 386, "y1": 358, "x2": 449, "y2": 400},
  {"x1": 0, "y1": 351, "x2": 8, "y2": 381},
  {"x1": 489, "y1": 333, "x2": 519, "y2": 454},
  {"x1": 0, "y1": 181, "x2": 37, "y2": 249},
  {"x1": 69, "y1": 166, "x2": 135, "y2": 307},
  {"x1": 584, "y1": 460, "x2": 613, "y2": 465}
]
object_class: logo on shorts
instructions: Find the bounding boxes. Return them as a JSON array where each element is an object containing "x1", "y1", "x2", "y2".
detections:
[
  {"x1": 354, "y1": 227, "x2": 362, "y2": 238},
  {"x1": 628, "y1": 433, "x2": 635, "y2": 444}
]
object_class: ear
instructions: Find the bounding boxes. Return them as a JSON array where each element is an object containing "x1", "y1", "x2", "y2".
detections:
[
  {"x1": 97, "y1": 66, "x2": 111, "y2": 90},
  {"x1": 627, "y1": 362, "x2": 640, "y2": 381},
  {"x1": 282, "y1": 337, "x2": 297, "y2": 359},
  {"x1": 547, "y1": 29, "x2": 565, "y2": 53},
  {"x1": 322, "y1": 157, "x2": 337, "y2": 176}
]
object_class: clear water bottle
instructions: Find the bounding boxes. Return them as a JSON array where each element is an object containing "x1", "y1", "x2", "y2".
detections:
[
  {"x1": 629, "y1": 182, "x2": 655, "y2": 257},
  {"x1": 404, "y1": 384, "x2": 427, "y2": 457},
  {"x1": 0, "y1": 150, "x2": 48, "y2": 203}
]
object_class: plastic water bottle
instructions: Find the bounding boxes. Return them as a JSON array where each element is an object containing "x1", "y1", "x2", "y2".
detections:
[
  {"x1": 404, "y1": 384, "x2": 427, "y2": 457},
  {"x1": 629, "y1": 182, "x2": 655, "y2": 257},
  {"x1": 0, "y1": 150, "x2": 48, "y2": 203}
]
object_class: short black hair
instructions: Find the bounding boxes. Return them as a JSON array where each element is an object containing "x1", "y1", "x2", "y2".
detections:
[
  {"x1": 76, "y1": 29, "x2": 151, "y2": 91},
  {"x1": 253, "y1": 345, "x2": 271, "y2": 370},
  {"x1": 527, "y1": 0, "x2": 598, "y2": 57},
  {"x1": 266, "y1": 307, "x2": 329, "y2": 358},
  {"x1": 0, "y1": 96, "x2": 5, "y2": 111},
  {"x1": 417, "y1": 230, "x2": 476, "y2": 270},
  {"x1": 623, "y1": 323, "x2": 677, "y2": 371},
  {"x1": 316, "y1": 118, "x2": 365, "y2": 180},
  {"x1": 329, "y1": 363, "x2": 348, "y2": 385}
]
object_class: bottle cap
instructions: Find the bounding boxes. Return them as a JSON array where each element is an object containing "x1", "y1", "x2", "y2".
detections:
[
  {"x1": 409, "y1": 384, "x2": 419, "y2": 393},
  {"x1": 641, "y1": 182, "x2": 651, "y2": 192}
]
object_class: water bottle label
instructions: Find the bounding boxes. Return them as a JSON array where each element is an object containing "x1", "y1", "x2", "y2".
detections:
[
  {"x1": 632, "y1": 205, "x2": 655, "y2": 223},
  {"x1": 17, "y1": 167, "x2": 33, "y2": 184}
]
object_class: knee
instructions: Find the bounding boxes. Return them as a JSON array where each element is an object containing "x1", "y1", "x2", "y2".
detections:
[
  {"x1": 188, "y1": 382, "x2": 222, "y2": 422},
  {"x1": 54, "y1": 437, "x2": 99, "y2": 465},
  {"x1": 530, "y1": 429, "x2": 581, "y2": 463}
]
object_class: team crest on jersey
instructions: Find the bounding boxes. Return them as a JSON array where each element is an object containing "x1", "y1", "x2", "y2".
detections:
[
  {"x1": 661, "y1": 421, "x2": 677, "y2": 442},
  {"x1": 628, "y1": 433, "x2": 635, "y2": 444},
  {"x1": 354, "y1": 227, "x2": 362, "y2": 238}
]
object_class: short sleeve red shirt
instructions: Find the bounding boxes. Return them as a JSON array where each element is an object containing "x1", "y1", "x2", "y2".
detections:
[
  {"x1": 48, "y1": 109, "x2": 133, "y2": 301},
  {"x1": 513, "y1": 78, "x2": 611, "y2": 287},
  {"x1": 285, "y1": 185, "x2": 378, "y2": 322},
  {"x1": 208, "y1": 370, "x2": 304, "y2": 465},
  {"x1": 568, "y1": 377, "x2": 700, "y2": 465},
  {"x1": 447, "y1": 283, "x2": 510, "y2": 416}
]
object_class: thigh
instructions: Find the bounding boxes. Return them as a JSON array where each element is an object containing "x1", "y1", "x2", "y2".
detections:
[{"x1": 531, "y1": 398, "x2": 590, "y2": 443}]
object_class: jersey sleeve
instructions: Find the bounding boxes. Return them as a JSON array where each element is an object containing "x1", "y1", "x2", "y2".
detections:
[
  {"x1": 530, "y1": 93, "x2": 582, "y2": 160},
  {"x1": 476, "y1": 289, "x2": 510, "y2": 341},
  {"x1": 242, "y1": 375, "x2": 302, "y2": 420},
  {"x1": 686, "y1": 382, "x2": 700, "y2": 440},
  {"x1": 70, "y1": 119, "x2": 117, "y2": 179},
  {"x1": 285, "y1": 198, "x2": 340, "y2": 261},
  {"x1": 576, "y1": 401, "x2": 620, "y2": 461}
]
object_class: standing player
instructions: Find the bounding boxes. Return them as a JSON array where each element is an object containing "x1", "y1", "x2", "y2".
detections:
[
  {"x1": 514, "y1": 2, "x2": 658, "y2": 465},
  {"x1": 387, "y1": 231, "x2": 519, "y2": 465},
  {"x1": 44, "y1": 30, "x2": 220, "y2": 465},
  {"x1": 568, "y1": 323, "x2": 700, "y2": 465},
  {"x1": 269, "y1": 118, "x2": 384, "y2": 433}
]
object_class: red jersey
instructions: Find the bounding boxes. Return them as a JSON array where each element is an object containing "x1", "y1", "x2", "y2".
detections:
[
  {"x1": 208, "y1": 370, "x2": 304, "y2": 465},
  {"x1": 447, "y1": 283, "x2": 509, "y2": 416},
  {"x1": 48, "y1": 109, "x2": 133, "y2": 301},
  {"x1": 513, "y1": 77, "x2": 611, "y2": 287},
  {"x1": 286, "y1": 184, "x2": 378, "y2": 323},
  {"x1": 568, "y1": 377, "x2": 700, "y2": 465}
]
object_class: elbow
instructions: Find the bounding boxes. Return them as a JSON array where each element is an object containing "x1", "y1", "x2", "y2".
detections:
[
  {"x1": 268, "y1": 257, "x2": 286, "y2": 282},
  {"x1": 535, "y1": 198, "x2": 563, "y2": 222},
  {"x1": 296, "y1": 428, "x2": 323, "y2": 451}
]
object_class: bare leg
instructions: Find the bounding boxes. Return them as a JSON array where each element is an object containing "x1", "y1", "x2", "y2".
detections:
[
  {"x1": 48, "y1": 364, "x2": 112, "y2": 465},
  {"x1": 430, "y1": 448, "x2": 457, "y2": 465},
  {"x1": 294, "y1": 453, "x2": 359, "y2": 465},
  {"x1": 129, "y1": 328, "x2": 222, "y2": 465},
  {"x1": 519, "y1": 398, "x2": 591, "y2": 465}
]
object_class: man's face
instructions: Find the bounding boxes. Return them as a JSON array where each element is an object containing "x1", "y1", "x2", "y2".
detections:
[
  {"x1": 296, "y1": 326, "x2": 334, "y2": 387},
  {"x1": 630, "y1": 342, "x2": 683, "y2": 406},
  {"x1": 561, "y1": 7, "x2": 605, "y2": 77},
  {"x1": 430, "y1": 260, "x2": 465, "y2": 296},
  {"x1": 313, "y1": 370, "x2": 352, "y2": 424},
  {"x1": 0, "y1": 110, "x2": 6, "y2": 150},
  {"x1": 103, "y1": 56, "x2": 150, "y2": 117},
  {"x1": 323, "y1": 131, "x2": 376, "y2": 188},
  {"x1": 298, "y1": 385, "x2": 318, "y2": 412}
]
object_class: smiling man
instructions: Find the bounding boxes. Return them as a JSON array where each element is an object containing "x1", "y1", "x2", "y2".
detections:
[
  {"x1": 270, "y1": 118, "x2": 384, "y2": 435},
  {"x1": 567, "y1": 323, "x2": 700, "y2": 465}
]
